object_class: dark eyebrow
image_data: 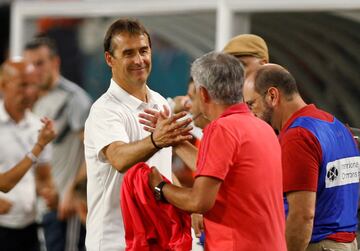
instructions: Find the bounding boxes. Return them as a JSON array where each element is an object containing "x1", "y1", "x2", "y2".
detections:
[{"x1": 122, "y1": 48, "x2": 134, "y2": 55}]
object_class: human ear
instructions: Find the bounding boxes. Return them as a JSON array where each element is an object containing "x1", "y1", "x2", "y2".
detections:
[
  {"x1": 104, "y1": 51, "x2": 113, "y2": 68},
  {"x1": 199, "y1": 86, "x2": 211, "y2": 104},
  {"x1": 267, "y1": 87, "x2": 279, "y2": 106}
]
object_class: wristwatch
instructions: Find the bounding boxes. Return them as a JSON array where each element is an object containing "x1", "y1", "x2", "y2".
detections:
[{"x1": 154, "y1": 181, "x2": 167, "y2": 202}]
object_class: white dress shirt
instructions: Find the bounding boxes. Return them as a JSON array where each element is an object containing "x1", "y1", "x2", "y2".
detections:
[{"x1": 0, "y1": 101, "x2": 51, "y2": 228}]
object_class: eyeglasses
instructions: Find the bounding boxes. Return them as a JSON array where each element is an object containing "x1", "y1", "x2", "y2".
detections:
[
  {"x1": 245, "y1": 95, "x2": 261, "y2": 110},
  {"x1": 245, "y1": 89, "x2": 269, "y2": 110}
]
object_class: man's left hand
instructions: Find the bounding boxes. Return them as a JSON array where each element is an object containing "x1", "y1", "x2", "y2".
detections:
[{"x1": 149, "y1": 166, "x2": 164, "y2": 190}]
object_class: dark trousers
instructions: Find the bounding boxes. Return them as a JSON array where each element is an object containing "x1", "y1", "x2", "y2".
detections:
[
  {"x1": 0, "y1": 223, "x2": 40, "y2": 251},
  {"x1": 42, "y1": 211, "x2": 66, "y2": 251},
  {"x1": 42, "y1": 210, "x2": 86, "y2": 251}
]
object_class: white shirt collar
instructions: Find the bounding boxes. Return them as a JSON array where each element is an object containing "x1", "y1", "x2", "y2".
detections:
[
  {"x1": 0, "y1": 100, "x2": 11, "y2": 123},
  {"x1": 108, "y1": 79, "x2": 159, "y2": 111},
  {"x1": 0, "y1": 100, "x2": 33, "y2": 127}
]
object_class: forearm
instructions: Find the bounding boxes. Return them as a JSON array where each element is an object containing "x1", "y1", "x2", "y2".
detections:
[
  {"x1": 174, "y1": 141, "x2": 198, "y2": 171},
  {"x1": 106, "y1": 136, "x2": 158, "y2": 173},
  {"x1": 0, "y1": 143, "x2": 44, "y2": 193},
  {"x1": 286, "y1": 213, "x2": 313, "y2": 251},
  {"x1": 162, "y1": 184, "x2": 203, "y2": 213}
]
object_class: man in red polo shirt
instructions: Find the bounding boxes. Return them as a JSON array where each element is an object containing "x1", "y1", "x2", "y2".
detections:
[{"x1": 149, "y1": 52, "x2": 286, "y2": 251}]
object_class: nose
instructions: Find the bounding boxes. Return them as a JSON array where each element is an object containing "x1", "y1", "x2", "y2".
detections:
[{"x1": 133, "y1": 52, "x2": 144, "y2": 65}]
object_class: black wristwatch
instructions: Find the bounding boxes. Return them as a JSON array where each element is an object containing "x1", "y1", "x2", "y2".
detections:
[{"x1": 154, "y1": 181, "x2": 167, "y2": 202}]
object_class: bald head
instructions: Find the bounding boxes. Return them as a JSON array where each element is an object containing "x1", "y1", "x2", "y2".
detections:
[
  {"x1": 252, "y1": 64, "x2": 298, "y2": 99},
  {"x1": 1, "y1": 58, "x2": 39, "y2": 111},
  {"x1": 1, "y1": 59, "x2": 34, "y2": 82}
]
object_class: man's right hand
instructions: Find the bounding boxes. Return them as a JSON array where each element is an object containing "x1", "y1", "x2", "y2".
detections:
[
  {"x1": 0, "y1": 197, "x2": 12, "y2": 214},
  {"x1": 139, "y1": 105, "x2": 170, "y2": 132},
  {"x1": 37, "y1": 117, "x2": 56, "y2": 146},
  {"x1": 151, "y1": 111, "x2": 193, "y2": 148},
  {"x1": 191, "y1": 213, "x2": 204, "y2": 237}
]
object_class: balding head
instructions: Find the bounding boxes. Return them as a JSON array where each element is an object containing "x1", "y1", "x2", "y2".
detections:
[
  {"x1": 253, "y1": 64, "x2": 298, "y2": 100},
  {"x1": 1, "y1": 58, "x2": 39, "y2": 112},
  {"x1": 243, "y1": 64, "x2": 300, "y2": 130},
  {"x1": 1, "y1": 59, "x2": 34, "y2": 82}
]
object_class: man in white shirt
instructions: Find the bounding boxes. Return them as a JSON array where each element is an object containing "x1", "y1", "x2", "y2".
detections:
[
  {"x1": 84, "y1": 18, "x2": 193, "y2": 251},
  {"x1": 0, "y1": 59, "x2": 57, "y2": 251},
  {"x1": 24, "y1": 37, "x2": 92, "y2": 251}
]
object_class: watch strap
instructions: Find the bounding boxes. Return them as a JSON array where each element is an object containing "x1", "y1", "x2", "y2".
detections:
[{"x1": 154, "y1": 181, "x2": 167, "y2": 202}]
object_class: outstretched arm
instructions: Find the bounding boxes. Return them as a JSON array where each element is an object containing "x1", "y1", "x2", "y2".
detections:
[
  {"x1": 149, "y1": 167, "x2": 221, "y2": 213},
  {"x1": 105, "y1": 111, "x2": 193, "y2": 173}
]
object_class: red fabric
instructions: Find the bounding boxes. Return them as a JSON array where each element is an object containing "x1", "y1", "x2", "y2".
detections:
[
  {"x1": 195, "y1": 103, "x2": 286, "y2": 251},
  {"x1": 279, "y1": 104, "x2": 355, "y2": 242},
  {"x1": 120, "y1": 162, "x2": 192, "y2": 251},
  {"x1": 326, "y1": 232, "x2": 356, "y2": 243}
]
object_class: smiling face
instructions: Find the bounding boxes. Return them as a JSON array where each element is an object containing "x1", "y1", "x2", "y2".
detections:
[{"x1": 105, "y1": 32, "x2": 151, "y2": 87}]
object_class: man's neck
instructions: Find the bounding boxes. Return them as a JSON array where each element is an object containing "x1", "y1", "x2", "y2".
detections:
[
  {"x1": 205, "y1": 102, "x2": 231, "y2": 122},
  {"x1": 278, "y1": 95, "x2": 307, "y2": 131},
  {"x1": 113, "y1": 77, "x2": 148, "y2": 102},
  {"x1": 4, "y1": 101, "x2": 25, "y2": 123},
  {"x1": 48, "y1": 73, "x2": 60, "y2": 90},
  {"x1": 41, "y1": 72, "x2": 60, "y2": 97}
]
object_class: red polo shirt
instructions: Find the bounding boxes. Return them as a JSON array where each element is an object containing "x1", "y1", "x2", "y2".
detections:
[{"x1": 195, "y1": 103, "x2": 286, "y2": 251}]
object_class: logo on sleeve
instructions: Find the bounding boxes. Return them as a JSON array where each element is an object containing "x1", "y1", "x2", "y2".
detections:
[{"x1": 325, "y1": 156, "x2": 360, "y2": 188}]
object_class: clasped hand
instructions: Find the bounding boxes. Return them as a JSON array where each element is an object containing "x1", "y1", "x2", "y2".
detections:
[{"x1": 141, "y1": 105, "x2": 193, "y2": 148}]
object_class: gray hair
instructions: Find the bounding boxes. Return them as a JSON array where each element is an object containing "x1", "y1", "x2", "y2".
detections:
[{"x1": 191, "y1": 51, "x2": 244, "y2": 105}]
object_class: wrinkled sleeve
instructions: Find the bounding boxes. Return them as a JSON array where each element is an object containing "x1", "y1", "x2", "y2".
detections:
[{"x1": 86, "y1": 105, "x2": 129, "y2": 163}]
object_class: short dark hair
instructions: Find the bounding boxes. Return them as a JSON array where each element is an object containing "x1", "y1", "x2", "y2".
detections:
[
  {"x1": 24, "y1": 36, "x2": 58, "y2": 57},
  {"x1": 104, "y1": 18, "x2": 151, "y2": 55},
  {"x1": 254, "y1": 66, "x2": 298, "y2": 98}
]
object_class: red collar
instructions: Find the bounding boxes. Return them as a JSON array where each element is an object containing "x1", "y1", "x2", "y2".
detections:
[
  {"x1": 279, "y1": 104, "x2": 316, "y2": 136},
  {"x1": 219, "y1": 103, "x2": 250, "y2": 118}
]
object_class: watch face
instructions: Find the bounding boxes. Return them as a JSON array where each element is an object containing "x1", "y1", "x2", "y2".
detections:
[{"x1": 154, "y1": 187, "x2": 161, "y2": 201}]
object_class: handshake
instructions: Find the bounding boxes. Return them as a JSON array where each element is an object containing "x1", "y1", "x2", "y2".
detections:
[{"x1": 139, "y1": 105, "x2": 193, "y2": 149}]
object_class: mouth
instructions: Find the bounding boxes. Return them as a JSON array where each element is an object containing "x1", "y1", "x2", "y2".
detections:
[{"x1": 130, "y1": 67, "x2": 146, "y2": 72}]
